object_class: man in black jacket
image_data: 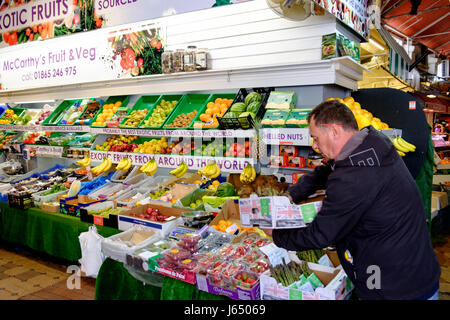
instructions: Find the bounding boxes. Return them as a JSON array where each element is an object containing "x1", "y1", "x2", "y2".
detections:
[{"x1": 263, "y1": 100, "x2": 441, "y2": 300}]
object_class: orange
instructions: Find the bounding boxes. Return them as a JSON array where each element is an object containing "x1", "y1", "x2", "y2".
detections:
[
  {"x1": 207, "y1": 102, "x2": 214, "y2": 109},
  {"x1": 226, "y1": 221, "x2": 232, "y2": 227},
  {"x1": 199, "y1": 114, "x2": 211, "y2": 122},
  {"x1": 205, "y1": 108, "x2": 214, "y2": 116},
  {"x1": 219, "y1": 225, "x2": 227, "y2": 232},
  {"x1": 215, "y1": 98, "x2": 222, "y2": 104},
  {"x1": 212, "y1": 106, "x2": 220, "y2": 114},
  {"x1": 218, "y1": 219, "x2": 227, "y2": 226},
  {"x1": 115, "y1": 101, "x2": 122, "y2": 107},
  {"x1": 220, "y1": 107, "x2": 228, "y2": 114}
]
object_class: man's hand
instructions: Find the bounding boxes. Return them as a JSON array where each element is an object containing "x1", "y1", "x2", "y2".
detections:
[{"x1": 261, "y1": 228, "x2": 273, "y2": 237}]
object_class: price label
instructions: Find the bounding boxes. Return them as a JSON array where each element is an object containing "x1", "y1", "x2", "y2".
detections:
[{"x1": 93, "y1": 215, "x2": 104, "y2": 226}]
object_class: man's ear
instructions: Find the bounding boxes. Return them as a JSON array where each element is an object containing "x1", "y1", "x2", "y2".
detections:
[{"x1": 331, "y1": 124, "x2": 341, "y2": 137}]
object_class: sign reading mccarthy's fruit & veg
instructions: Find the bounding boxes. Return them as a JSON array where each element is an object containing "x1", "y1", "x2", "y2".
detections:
[{"x1": 0, "y1": 21, "x2": 164, "y2": 91}]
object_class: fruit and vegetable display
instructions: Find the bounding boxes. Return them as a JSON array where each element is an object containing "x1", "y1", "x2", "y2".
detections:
[
  {"x1": 34, "y1": 105, "x2": 56, "y2": 125},
  {"x1": 59, "y1": 100, "x2": 90, "y2": 125},
  {"x1": 193, "y1": 98, "x2": 234, "y2": 128},
  {"x1": 92, "y1": 101, "x2": 123, "y2": 127},
  {"x1": 0, "y1": 108, "x2": 21, "y2": 124},
  {"x1": 14, "y1": 110, "x2": 39, "y2": 126},
  {"x1": 140, "y1": 159, "x2": 158, "y2": 176},
  {"x1": 129, "y1": 207, "x2": 174, "y2": 221},
  {"x1": 121, "y1": 109, "x2": 149, "y2": 127},
  {"x1": 95, "y1": 135, "x2": 139, "y2": 152},
  {"x1": 269, "y1": 259, "x2": 312, "y2": 287},
  {"x1": 197, "y1": 161, "x2": 221, "y2": 179},
  {"x1": 0, "y1": 134, "x2": 16, "y2": 149},
  {"x1": 170, "y1": 162, "x2": 188, "y2": 178},
  {"x1": 164, "y1": 110, "x2": 198, "y2": 128},
  {"x1": 75, "y1": 100, "x2": 102, "y2": 125},
  {"x1": 140, "y1": 99, "x2": 178, "y2": 128},
  {"x1": 227, "y1": 173, "x2": 289, "y2": 198},
  {"x1": 91, "y1": 158, "x2": 113, "y2": 176},
  {"x1": 222, "y1": 92, "x2": 262, "y2": 121},
  {"x1": 296, "y1": 249, "x2": 325, "y2": 264}
]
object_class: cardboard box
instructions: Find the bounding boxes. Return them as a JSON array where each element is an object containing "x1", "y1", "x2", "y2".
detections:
[
  {"x1": 209, "y1": 199, "x2": 241, "y2": 230},
  {"x1": 279, "y1": 146, "x2": 298, "y2": 157},
  {"x1": 431, "y1": 191, "x2": 449, "y2": 211},
  {"x1": 196, "y1": 273, "x2": 260, "y2": 300},
  {"x1": 60, "y1": 196, "x2": 103, "y2": 218},
  {"x1": 41, "y1": 202, "x2": 60, "y2": 213},
  {"x1": 292, "y1": 172, "x2": 307, "y2": 184},
  {"x1": 270, "y1": 155, "x2": 288, "y2": 167},
  {"x1": 260, "y1": 263, "x2": 353, "y2": 300},
  {"x1": 117, "y1": 203, "x2": 185, "y2": 237},
  {"x1": 239, "y1": 196, "x2": 322, "y2": 228},
  {"x1": 79, "y1": 201, "x2": 119, "y2": 228},
  {"x1": 287, "y1": 156, "x2": 306, "y2": 168}
]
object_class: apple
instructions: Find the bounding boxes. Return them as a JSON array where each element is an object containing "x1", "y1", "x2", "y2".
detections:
[
  {"x1": 147, "y1": 208, "x2": 153, "y2": 214},
  {"x1": 138, "y1": 214, "x2": 146, "y2": 219},
  {"x1": 129, "y1": 212, "x2": 136, "y2": 217}
]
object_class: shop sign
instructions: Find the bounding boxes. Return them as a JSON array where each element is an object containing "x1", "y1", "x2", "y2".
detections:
[
  {"x1": 0, "y1": 0, "x2": 250, "y2": 50},
  {"x1": 22, "y1": 144, "x2": 64, "y2": 157},
  {"x1": 89, "y1": 150, "x2": 254, "y2": 172},
  {"x1": 312, "y1": 0, "x2": 370, "y2": 39},
  {"x1": 0, "y1": 22, "x2": 164, "y2": 91},
  {"x1": 261, "y1": 128, "x2": 310, "y2": 146},
  {"x1": 90, "y1": 127, "x2": 255, "y2": 138}
]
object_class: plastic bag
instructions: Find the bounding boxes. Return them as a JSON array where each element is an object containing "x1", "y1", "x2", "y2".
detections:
[{"x1": 78, "y1": 225, "x2": 105, "y2": 278}]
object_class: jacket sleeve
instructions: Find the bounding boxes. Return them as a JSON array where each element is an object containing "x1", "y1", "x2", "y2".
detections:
[
  {"x1": 273, "y1": 169, "x2": 377, "y2": 251},
  {"x1": 288, "y1": 162, "x2": 332, "y2": 204}
]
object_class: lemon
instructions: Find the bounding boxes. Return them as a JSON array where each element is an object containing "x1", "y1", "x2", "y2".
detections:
[
  {"x1": 355, "y1": 115, "x2": 371, "y2": 129},
  {"x1": 344, "y1": 96, "x2": 355, "y2": 104}
]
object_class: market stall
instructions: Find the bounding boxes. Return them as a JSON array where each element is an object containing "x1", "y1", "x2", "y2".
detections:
[{"x1": 0, "y1": 0, "x2": 435, "y2": 301}]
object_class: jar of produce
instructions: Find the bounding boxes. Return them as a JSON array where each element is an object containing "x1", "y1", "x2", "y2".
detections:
[
  {"x1": 195, "y1": 48, "x2": 208, "y2": 71},
  {"x1": 161, "y1": 50, "x2": 173, "y2": 74},
  {"x1": 183, "y1": 46, "x2": 197, "y2": 72},
  {"x1": 173, "y1": 49, "x2": 184, "y2": 73}
]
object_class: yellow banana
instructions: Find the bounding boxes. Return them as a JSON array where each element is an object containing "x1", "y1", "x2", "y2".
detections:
[
  {"x1": 170, "y1": 162, "x2": 185, "y2": 176},
  {"x1": 208, "y1": 163, "x2": 221, "y2": 179},
  {"x1": 123, "y1": 158, "x2": 132, "y2": 171},
  {"x1": 140, "y1": 160, "x2": 152, "y2": 172},
  {"x1": 144, "y1": 160, "x2": 157, "y2": 176},
  {"x1": 397, "y1": 150, "x2": 406, "y2": 157},
  {"x1": 397, "y1": 137, "x2": 416, "y2": 152},
  {"x1": 203, "y1": 162, "x2": 218, "y2": 177},
  {"x1": 103, "y1": 158, "x2": 112, "y2": 172},
  {"x1": 116, "y1": 158, "x2": 127, "y2": 171},
  {"x1": 392, "y1": 137, "x2": 409, "y2": 153},
  {"x1": 77, "y1": 156, "x2": 91, "y2": 167},
  {"x1": 176, "y1": 163, "x2": 188, "y2": 178}
]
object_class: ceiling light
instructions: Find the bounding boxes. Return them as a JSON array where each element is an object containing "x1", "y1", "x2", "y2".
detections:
[
  {"x1": 369, "y1": 39, "x2": 385, "y2": 50},
  {"x1": 427, "y1": 94, "x2": 436, "y2": 98}
]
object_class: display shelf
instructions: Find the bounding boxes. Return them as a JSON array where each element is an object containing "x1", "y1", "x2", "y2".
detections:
[
  {"x1": 261, "y1": 128, "x2": 402, "y2": 146},
  {"x1": 89, "y1": 150, "x2": 255, "y2": 173},
  {"x1": 0, "y1": 57, "x2": 366, "y2": 104},
  {"x1": 0, "y1": 124, "x2": 256, "y2": 139},
  {"x1": 268, "y1": 166, "x2": 314, "y2": 172}
]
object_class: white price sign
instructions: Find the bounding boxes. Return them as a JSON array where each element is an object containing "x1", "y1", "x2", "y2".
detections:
[{"x1": 261, "y1": 128, "x2": 311, "y2": 146}]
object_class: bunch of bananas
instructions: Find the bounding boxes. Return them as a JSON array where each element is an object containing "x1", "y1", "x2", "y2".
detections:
[
  {"x1": 116, "y1": 157, "x2": 132, "y2": 171},
  {"x1": 391, "y1": 136, "x2": 416, "y2": 157},
  {"x1": 140, "y1": 159, "x2": 158, "y2": 176},
  {"x1": 197, "y1": 161, "x2": 221, "y2": 179},
  {"x1": 91, "y1": 158, "x2": 112, "y2": 175},
  {"x1": 76, "y1": 156, "x2": 91, "y2": 167},
  {"x1": 240, "y1": 163, "x2": 256, "y2": 184},
  {"x1": 170, "y1": 162, "x2": 188, "y2": 178}
]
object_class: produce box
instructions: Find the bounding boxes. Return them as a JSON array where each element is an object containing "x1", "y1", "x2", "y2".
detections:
[
  {"x1": 191, "y1": 93, "x2": 237, "y2": 130},
  {"x1": 139, "y1": 94, "x2": 184, "y2": 129},
  {"x1": 172, "y1": 188, "x2": 215, "y2": 211},
  {"x1": 32, "y1": 188, "x2": 68, "y2": 208},
  {"x1": 261, "y1": 110, "x2": 290, "y2": 128},
  {"x1": 0, "y1": 107, "x2": 26, "y2": 125},
  {"x1": 322, "y1": 32, "x2": 360, "y2": 62},
  {"x1": 117, "y1": 203, "x2": 186, "y2": 237},
  {"x1": 285, "y1": 109, "x2": 311, "y2": 128},
  {"x1": 79, "y1": 201, "x2": 120, "y2": 228},
  {"x1": 41, "y1": 202, "x2": 60, "y2": 213},
  {"x1": 8, "y1": 192, "x2": 33, "y2": 210},
  {"x1": 91, "y1": 95, "x2": 130, "y2": 128},
  {"x1": 209, "y1": 199, "x2": 241, "y2": 231},
  {"x1": 119, "y1": 95, "x2": 161, "y2": 128},
  {"x1": 265, "y1": 91, "x2": 297, "y2": 110},
  {"x1": 432, "y1": 191, "x2": 449, "y2": 211},
  {"x1": 218, "y1": 87, "x2": 273, "y2": 130},
  {"x1": 260, "y1": 263, "x2": 352, "y2": 300},
  {"x1": 42, "y1": 99, "x2": 82, "y2": 126},
  {"x1": 196, "y1": 273, "x2": 260, "y2": 300},
  {"x1": 58, "y1": 99, "x2": 93, "y2": 126},
  {"x1": 101, "y1": 227, "x2": 161, "y2": 263},
  {"x1": 61, "y1": 196, "x2": 104, "y2": 218},
  {"x1": 74, "y1": 99, "x2": 104, "y2": 126},
  {"x1": 239, "y1": 196, "x2": 323, "y2": 228},
  {"x1": 202, "y1": 195, "x2": 240, "y2": 213},
  {"x1": 163, "y1": 94, "x2": 210, "y2": 130}
]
